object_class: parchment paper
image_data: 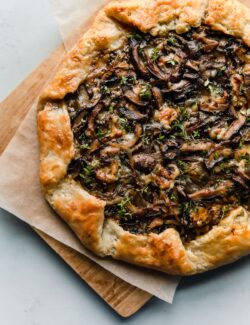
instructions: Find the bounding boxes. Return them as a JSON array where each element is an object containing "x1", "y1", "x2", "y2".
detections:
[
  {"x1": 0, "y1": 0, "x2": 181, "y2": 303},
  {"x1": 50, "y1": 0, "x2": 107, "y2": 50}
]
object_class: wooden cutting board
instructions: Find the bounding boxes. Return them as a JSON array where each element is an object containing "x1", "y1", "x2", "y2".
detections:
[{"x1": 0, "y1": 16, "x2": 152, "y2": 318}]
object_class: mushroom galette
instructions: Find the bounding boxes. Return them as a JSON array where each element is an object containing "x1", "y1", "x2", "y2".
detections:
[{"x1": 37, "y1": 0, "x2": 250, "y2": 275}]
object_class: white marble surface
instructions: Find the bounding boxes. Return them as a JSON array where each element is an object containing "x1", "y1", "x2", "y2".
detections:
[{"x1": 1, "y1": 1, "x2": 250, "y2": 324}]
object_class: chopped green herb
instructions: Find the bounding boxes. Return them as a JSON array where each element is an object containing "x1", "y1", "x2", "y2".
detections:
[
  {"x1": 108, "y1": 105, "x2": 114, "y2": 113},
  {"x1": 119, "y1": 117, "x2": 128, "y2": 129},
  {"x1": 198, "y1": 43, "x2": 203, "y2": 50},
  {"x1": 177, "y1": 161, "x2": 187, "y2": 175},
  {"x1": 80, "y1": 143, "x2": 90, "y2": 150},
  {"x1": 83, "y1": 164, "x2": 94, "y2": 176},
  {"x1": 79, "y1": 173, "x2": 92, "y2": 184},
  {"x1": 101, "y1": 85, "x2": 110, "y2": 95},
  {"x1": 191, "y1": 102, "x2": 198, "y2": 111},
  {"x1": 172, "y1": 121, "x2": 188, "y2": 139},
  {"x1": 117, "y1": 196, "x2": 132, "y2": 218},
  {"x1": 192, "y1": 130, "x2": 201, "y2": 139},
  {"x1": 167, "y1": 37, "x2": 176, "y2": 45},
  {"x1": 120, "y1": 76, "x2": 128, "y2": 85},
  {"x1": 139, "y1": 85, "x2": 152, "y2": 101},
  {"x1": 151, "y1": 48, "x2": 160, "y2": 62},
  {"x1": 239, "y1": 138, "x2": 245, "y2": 148},
  {"x1": 96, "y1": 129, "x2": 107, "y2": 138},
  {"x1": 204, "y1": 79, "x2": 210, "y2": 87},
  {"x1": 169, "y1": 192, "x2": 177, "y2": 201},
  {"x1": 156, "y1": 134, "x2": 166, "y2": 142},
  {"x1": 181, "y1": 201, "x2": 196, "y2": 213},
  {"x1": 178, "y1": 161, "x2": 187, "y2": 168},
  {"x1": 140, "y1": 134, "x2": 150, "y2": 144},
  {"x1": 137, "y1": 186, "x2": 149, "y2": 194},
  {"x1": 213, "y1": 152, "x2": 219, "y2": 160},
  {"x1": 179, "y1": 106, "x2": 189, "y2": 120},
  {"x1": 130, "y1": 75, "x2": 137, "y2": 84}
]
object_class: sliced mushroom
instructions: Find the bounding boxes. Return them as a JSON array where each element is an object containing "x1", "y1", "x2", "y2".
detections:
[
  {"x1": 119, "y1": 104, "x2": 147, "y2": 121},
  {"x1": 222, "y1": 113, "x2": 246, "y2": 140},
  {"x1": 241, "y1": 127, "x2": 250, "y2": 142},
  {"x1": 164, "y1": 80, "x2": 192, "y2": 94},
  {"x1": 164, "y1": 150, "x2": 178, "y2": 160},
  {"x1": 176, "y1": 185, "x2": 186, "y2": 197},
  {"x1": 187, "y1": 41, "x2": 201, "y2": 57},
  {"x1": 205, "y1": 147, "x2": 232, "y2": 169},
  {"x1": 77, "y1": 84, "x2": 102, "y2": 108},
  {"x1": 152, "y1": 87, "x2": 164, "y2": 108},
  {"x1": 152, "y1": 164, "x2": 180, "y2": 189},
  {"x1": 124, "y1": 90, "x2": 147, "y2": 107},
  {"x1": 145, "y1": 51, "x2": 170, "y2": 81},
  {"x1": 130, "y1": 40, "x2": 148, "y2": 75},
  {"x1": 111, "y1": 124, "x2": 142, "y2": 150},
  {"x1": 132, "y1": 154, "x2": 157, "y2": 172},
  {"x1": 148, "y1": 218, "x2": 164, "y2": 230},
  {"x1": 185, "y1": 60, "x2": 199, "y2": 72},
  {"x1": 106, "y1": 116, "x2": 124, "y2": 140},
  {"x1": 89, "y1": 139, "x2": 101, "y2": 153},
  {"x1": 188, "y1": 180, "x2": 233, "y2": 200},
  {"x1": 186, "y1": 162, "x2": 208, "y2": 183},
  {"x1": 182, "y1": 156, "x2": 204, "y2": 162},
  {"x1": 193, "y1": 33, "x2": 219, "y2": 52},
  {"x1": 183, "y1": 72, "x2": 199, "y2": 80},
  {"x1": 237, "y1": 160, "x2": 250, "y2": 181},
  {"x1": 186, "y1": 115, "x2": 219, "y2": 132},
  {"x1": 95, "y1": 160, "x2": 119, "y2": 183},
  {"x1": 100, "y1": 146, "x2": 120, "y2": 157},
  {"x1": 68, "y1": 158, "x2": 84, "y2": 177},
  {"x1": 86, "y1": 104, "x2": 103, "y2": 137},
  {"x1": 180, "y1": 141, "x2": 214, "y2": 152},
  {"x1": 143, "y1": 122, "x2": 163, "y2": 136},
  {"x1": 232, "y1": 175, "x2": 249, "y2": 189},
  {"x1": 231, "y1": 74, "x2": 243, "y2": 95}
]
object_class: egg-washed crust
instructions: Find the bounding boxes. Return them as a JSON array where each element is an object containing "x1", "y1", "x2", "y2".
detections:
[{"x1": 37, "y1": 0, "x2": 250, "y2": 275}]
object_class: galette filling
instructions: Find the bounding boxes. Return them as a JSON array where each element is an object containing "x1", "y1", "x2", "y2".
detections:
[{"x1": 63, "y1": 26, "x2": 250, "y2": 242}]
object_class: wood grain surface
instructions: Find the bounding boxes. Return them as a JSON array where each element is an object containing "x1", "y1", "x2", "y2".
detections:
[{"x1": 37, "y1": 231, "x2": 151, "y2": 317}]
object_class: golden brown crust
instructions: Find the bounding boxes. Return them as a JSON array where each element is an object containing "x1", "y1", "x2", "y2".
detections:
[
  {"x1": 37, "y1": 0, "x2": 250, "y2": 275},
  {"x1": 40, "y1": 11, "x2": 127, "y2": 102},
  {"x1": 107, "y1": 207, "x2": 250, "y2": 275},
  {"x1": 106, "y1": 0, "x2": 209, "y2": 34},
  {"x1": 46, "y1": 178, "x2": 106, "y2": 252},
  {"x1": 37, "y1": 102, "x2": 74, "y2": 187},
  {"x1": 205, "y1": 0, "x2": 250, "y2": 47}
]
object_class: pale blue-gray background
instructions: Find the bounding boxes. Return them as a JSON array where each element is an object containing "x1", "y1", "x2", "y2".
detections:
[{"x1": 1, "y1": 1, "x2": 250, "y2": 324}]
